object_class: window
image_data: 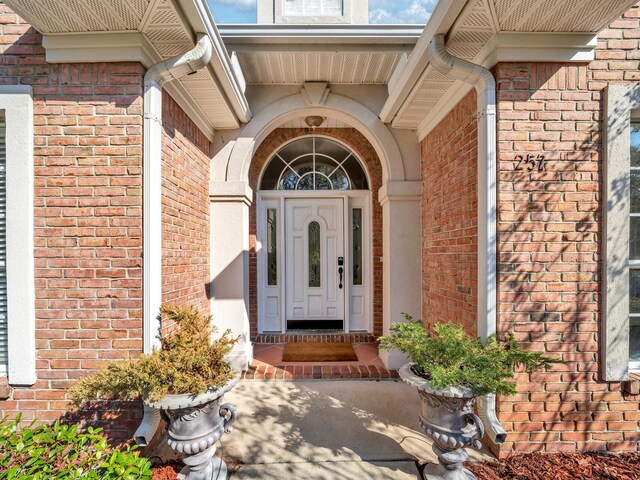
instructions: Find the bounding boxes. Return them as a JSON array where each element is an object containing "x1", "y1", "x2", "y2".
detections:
[
  {"x1": 0, "y1": 112, "x2": 6, "y2": 373},
  {"x1": 308, "y1": 221, "x2": 321, "y2": 287},
  {"x1": 267, "y1": 209, "x2": 278, "y2": 286},
  {"x1": 603, "y1": 84, "x2": 640, "y2": 380},
  {"x1": 260, "y1": 136, "x2": 368, "y2": 191},
  {"x1": 352, "y1": 208, "x2": 362, "y2": 286},
  {"x1": 630, "y1": 121, "x2": 640, "y2": 369},
  {"x1": 283, "y1": 0, "x2": 343, "y2": 16},
  {"x1": 0, "y1": 86, "x2": 35, "y2": 385}
]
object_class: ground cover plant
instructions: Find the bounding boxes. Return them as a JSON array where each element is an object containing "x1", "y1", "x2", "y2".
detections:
[
  {"x1": 379, "y1": 315, "x2": 560, "y2": 395},
  {"x1": 69, "y1": 305, "x2": 238, "y2": 405},
  {"x1": 0, "y1": 415, "x2": 152, "y2": 479}
]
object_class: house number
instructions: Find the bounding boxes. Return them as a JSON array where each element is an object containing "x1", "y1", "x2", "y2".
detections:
[{"x1": 515, "y1": 153, "x2": 546, "y2": 172}]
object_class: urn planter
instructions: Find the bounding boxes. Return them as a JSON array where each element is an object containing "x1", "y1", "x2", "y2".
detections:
[
  {"x1": 399, "y1": 364, "x2": 484, "y2": 480},
  {"x1": 146, "y1": 373, "x2": 240, "y2": 480}
]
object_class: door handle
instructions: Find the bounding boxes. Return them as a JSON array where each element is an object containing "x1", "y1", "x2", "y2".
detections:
[{"x1": 338, "y1": 267, "x2": 343, "y2": 289}]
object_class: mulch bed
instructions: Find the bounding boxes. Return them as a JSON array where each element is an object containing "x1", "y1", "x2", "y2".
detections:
[
  {"x1": 150, "y1": 456, "x2": 243, "y2": 480},
  {"x1": 466, "y1": 452, "x2": 640, "y2": 480}
]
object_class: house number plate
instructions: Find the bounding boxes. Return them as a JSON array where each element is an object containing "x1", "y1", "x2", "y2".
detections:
[{"x1": 514, "y1": 153, "x2": 546, "y2": 172}]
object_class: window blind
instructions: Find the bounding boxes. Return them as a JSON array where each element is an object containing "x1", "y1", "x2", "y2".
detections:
[{"x1": 0, "y1": 111, "x2": 7, "y2": 371}]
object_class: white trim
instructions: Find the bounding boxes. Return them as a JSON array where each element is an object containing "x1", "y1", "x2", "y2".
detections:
[
  {"x1": 221, "y1": 91, "x2": 406, "y2": 185},
  {"x1": 257, "y1": 190, "x2": 372, "y2": 334},
  {"x1": 42, "y1": 32, "x2": 158, "y2": 67},
  {"x1": 603, "y1": 85, "x2": 640, "y2": 381},
  {"x1": 218, "y1": 24, "x2": 423, "y2": 44},
  {"x1": 0, "y1": 86, "x2": 36, "y2": 385}
]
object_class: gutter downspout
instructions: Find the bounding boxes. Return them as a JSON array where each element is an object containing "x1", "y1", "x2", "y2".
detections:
[
  {"x1": 427, "y1": 34, "x2": 506, "y2": 445},
  {"x1": 135, "y1": 34, "x2": 213, "y2": 447}
]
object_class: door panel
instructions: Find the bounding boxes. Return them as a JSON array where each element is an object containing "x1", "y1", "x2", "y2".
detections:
[{"x1": 285, "y1": 198, "x2": 344, "y2": 326}]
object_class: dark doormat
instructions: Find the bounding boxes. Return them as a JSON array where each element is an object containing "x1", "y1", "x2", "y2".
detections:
[{"x1": 281, "y1": 342, "x2": 358, "y2": 362}]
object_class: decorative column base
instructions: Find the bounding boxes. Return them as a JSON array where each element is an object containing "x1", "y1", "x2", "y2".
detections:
[{"x1": 177, "y1": 453, "x2": 228, "y2": 480}]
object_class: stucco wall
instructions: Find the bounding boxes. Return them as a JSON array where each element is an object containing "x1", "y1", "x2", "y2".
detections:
[{"x1": 421, "y1": 90, "x2": 478, "y2": 336}]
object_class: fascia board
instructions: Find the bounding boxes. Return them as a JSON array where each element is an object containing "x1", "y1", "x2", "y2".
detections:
[
  {"x1": 218, "y1": 24, "x2": 423, "y2": 43},
  {"x1": 177, "y1": 0, "x2": 252, "y2": 123},
  {"x1": 379, "y1": 0, "x2": 468, "y2": 124}
]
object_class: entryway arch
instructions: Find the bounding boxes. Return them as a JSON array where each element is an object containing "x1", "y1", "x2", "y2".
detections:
[
  {"x1": 210, "y1": 85, "x2": 422, "y2": 371},
  {"x1": 214, "y1": 86, "x2": 406, "y2": 185}
]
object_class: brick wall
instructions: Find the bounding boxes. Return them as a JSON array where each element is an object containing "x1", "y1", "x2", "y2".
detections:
[
  {"x1": 161, "y1": 92, "x2": 211, "y2": 318},
  {"x1": 492, "y1": 4, "x2": 640, "y2": 457},
  {"x1": 0, "y1": 5, "x2": 144, "y2": 441},
  {"x1": 421, "y1": 90, "x2": 478, "y2": 336},
  {"x1": 248, "y1": 128, "x2": 383, "y2": 337}
]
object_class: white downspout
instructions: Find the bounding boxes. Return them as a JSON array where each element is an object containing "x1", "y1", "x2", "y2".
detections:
[
  {"x1": 135, "y1": 34, "x2": 213, "y2": 447},
  {"x1": 427, "y1": 34, "x2": 506, "y2": 445}
]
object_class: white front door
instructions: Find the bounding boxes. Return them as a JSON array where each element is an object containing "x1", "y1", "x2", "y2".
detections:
[{"x1": 285, "y1": 198, "x2": 345, "y2": 329}]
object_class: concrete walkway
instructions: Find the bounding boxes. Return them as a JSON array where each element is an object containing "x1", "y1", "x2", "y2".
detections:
[{"x1": 213, "y1": 379, "x2": 495, "y2": 479}]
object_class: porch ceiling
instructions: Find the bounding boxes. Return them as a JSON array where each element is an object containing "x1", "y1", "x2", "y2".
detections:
[
  {"x1": 219, "y1": 25, "x2": 422, "y2": 85},
  {"x1": 384, "y1": 0, "x2": 638, "y2": 137},
  {"x1": 4, "y1": 0, "x2": 249, "y2": 133}
]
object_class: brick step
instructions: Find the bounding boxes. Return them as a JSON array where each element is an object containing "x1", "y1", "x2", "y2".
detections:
[
  {"x1": 252, "y1": 333, "x2": 378, "y2": 344},
  {"x1": 241, "y1": 364, "x2": 398, "y2": 381}
]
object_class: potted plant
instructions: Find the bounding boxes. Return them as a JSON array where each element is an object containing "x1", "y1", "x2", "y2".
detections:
[
  {"x1": 379, "y1": 315, "x2": 560, "y2": 480},
  {"x1": 69, "y1": 305, "x2": 240, "y2": 480}
]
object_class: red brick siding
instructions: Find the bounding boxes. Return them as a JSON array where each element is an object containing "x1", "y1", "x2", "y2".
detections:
[
  {"x1": 0, "y1": 5, "x2": 144, "y2": 440},
  {"x1": 161, "y1": 92, "x2": 211, "y2": 318},
  {"x1": 421, "y1": 90, "x2": 478, "y2": 336},
  {"x1": 248, "y1": 128, "x2": 383, "y2": 337},
  {"x1": 493, "y1": 4, "x2": 640, "y2": 457}
]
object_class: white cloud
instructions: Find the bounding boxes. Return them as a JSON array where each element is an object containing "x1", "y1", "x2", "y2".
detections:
[
  {"x1": 369, "y1": 0, "x2": 437, "y2": 24},
  {"x1": 213, "y1": 0, "x2": 256, "y2": 11}
]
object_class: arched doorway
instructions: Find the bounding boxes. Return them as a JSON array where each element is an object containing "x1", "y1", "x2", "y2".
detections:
[{"x1": 255, "y1": 135, "x2": 373, "y2": 333}]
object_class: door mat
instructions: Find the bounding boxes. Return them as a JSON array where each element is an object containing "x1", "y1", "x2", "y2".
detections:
[{"x1": 281, "y1": 342, "x2": 358, "y2": 362}]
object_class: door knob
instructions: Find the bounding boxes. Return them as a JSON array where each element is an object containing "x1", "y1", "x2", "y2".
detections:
[{"x1": 338, "y1": 266, "x2": 343, "y2": 289}]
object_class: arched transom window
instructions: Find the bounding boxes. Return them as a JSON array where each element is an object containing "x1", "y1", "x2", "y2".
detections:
[{"x1": 260, "y1": 136, "x2": 369, "y2": 190}]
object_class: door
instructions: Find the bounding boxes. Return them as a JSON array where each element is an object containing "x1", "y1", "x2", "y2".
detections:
[{"x1": 285, "y1": 198, "x2": 344, "y2": 329}]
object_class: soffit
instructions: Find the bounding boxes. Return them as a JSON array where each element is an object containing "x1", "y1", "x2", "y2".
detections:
[
  {"x1": 4, "y1": 0, "x2": 242, "y2": 132},
  {"x1": 390, "y1": 0, "x2": 638, "y2": 132},
  {"x1": 220, "y1": 25, "x2": 421, "y2": 85},
  {"x1": 236, "y1": 51, "x2": 404, "y2": 85}
]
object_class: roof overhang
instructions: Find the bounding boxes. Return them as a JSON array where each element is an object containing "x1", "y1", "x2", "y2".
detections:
[
  {"x1": 5, "y1": 0, "x2": 252, "y2": 137},
  {"x1": 380, "y1": 0, "x2": 638, "y2": 140},
  {"x1": 219, "y1": 24, "x2": 422, "y2": 86}
]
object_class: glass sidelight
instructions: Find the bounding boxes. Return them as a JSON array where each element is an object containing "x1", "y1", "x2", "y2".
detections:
[{"x1": 308, "y1": 221, "x2": 321, "y2": 287}]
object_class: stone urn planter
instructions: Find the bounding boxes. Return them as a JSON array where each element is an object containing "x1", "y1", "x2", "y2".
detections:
[
  {"x1": 146, "y1": 373, "x2": 240, "y2": 480},
  {"x1": 399, "y1": 364, "x2": 484, "y2": 480}
]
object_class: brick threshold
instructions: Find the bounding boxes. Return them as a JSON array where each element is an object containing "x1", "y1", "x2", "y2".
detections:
[
  {"x1": 241, "y1": 364, "x2": 399, "y2": 381},
  {"x1": 253, "y1": 333, "x2": 377, "y2": 344}
]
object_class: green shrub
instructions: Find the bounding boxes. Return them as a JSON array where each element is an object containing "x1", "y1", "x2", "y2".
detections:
[
  {"x1": 0, "y1": 415, "x2": 152, "y2": 479},
  {"x1": 69, "y1": 305, "x2": 239, "y2": 405},
  {"x1": 379, "y1": 315, "x2": 561, "y2": 396}
]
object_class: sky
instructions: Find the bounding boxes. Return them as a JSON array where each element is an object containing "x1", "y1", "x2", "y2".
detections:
[{"x1": 207, "y1": 0, "x2": 437, "y2": 24}]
